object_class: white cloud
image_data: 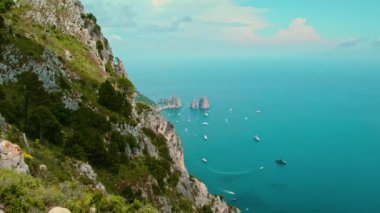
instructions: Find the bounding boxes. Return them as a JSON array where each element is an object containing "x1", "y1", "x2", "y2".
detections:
[
  {"x1": 152, "y1": 0, "x2": 169, "y2": 7},
  {"x1": 272, "y1": 18, "x2": 320, "y2": 43},
  {"x1": 82, "y1": 0, "x2": 269, "y2": 43},
  {"x1": 109, "y1": 34, "x2": 123, "y2": 42},
  {"x1": 81, "y1": 0, "x2": 326, "y2": 55}
]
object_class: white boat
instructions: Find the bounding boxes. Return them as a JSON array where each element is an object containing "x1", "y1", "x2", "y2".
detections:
[
  {"x1": 204, "y1": 135, "x2": 208, "y2": 140},
  {"x1": 256, "y1": 110, "x2": 261, "y2": 114},
  {"x1": 259, "y1": 166, "x2": 265, "y2": 170},
  {"x1": 202, "y1": 158, "x2": 208, "y2": 163},
  {"x1": 204, "y1": 112, "x2": 209, "y2": 117},
  {"x1": 254, "y1": 135, "x2": 261, "y2": 142},
  {"x1": 244, "y1": 116, "x2": 248, "y2": 120},
  {"x1": 202, "y1": 122, "x2": 209, "y2": 126},
  {"x1": 225, "y1": 118, "x2": 229, "y2": 123}
]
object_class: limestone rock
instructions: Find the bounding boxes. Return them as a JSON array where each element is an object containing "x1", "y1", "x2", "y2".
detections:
[
  {"x1": 77, "y1": 161, "x2": 97, "y2": 181},
  {"x1": 48, "y1": 207, "x2": 71, "y2": 213},
  {"x1": 76, "y1": 161, "x2": 106, "y2": 192},
  {"x1": 64, "y1": 50, "x2": 73, "y2": 61},
  {"x1": 141, "y1": 111, "x2": 238, "y2": 212},
  {"x1": 199, "y1": 96, "x2": 210, "y2": 109},
  {"x1": 190, "y1": 99, "x2": 198, "y2": 109},
  {"x1": 0, "y1": 140, "x2": 29, "y2": 174},
  {"x1": 114, "y1": 57, "x2": 127, "y2": 77}
]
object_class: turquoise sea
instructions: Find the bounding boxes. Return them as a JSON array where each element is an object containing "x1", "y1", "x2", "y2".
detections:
[{"x1": 128, "y1": 58, "x2": 380, "y2": 213}]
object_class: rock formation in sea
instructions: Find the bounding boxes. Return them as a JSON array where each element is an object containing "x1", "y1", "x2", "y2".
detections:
[
  {"x1": 200, "y1": 96, "x2": 210, "y2": 109},
  {"x1": 158, "y1": 96, "x2": 182, "y2": 110},
  {"x1": 190, "y1": 99, "x2": 199, "y2": 109}
]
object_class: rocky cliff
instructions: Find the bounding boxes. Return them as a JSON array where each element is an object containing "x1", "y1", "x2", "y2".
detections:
[
  {"x1": 0, "y1": 0, "x2": 238, "y2": 212},
  {"x1": 142, "y1": 111, "x2": 237, "y2": 212}
]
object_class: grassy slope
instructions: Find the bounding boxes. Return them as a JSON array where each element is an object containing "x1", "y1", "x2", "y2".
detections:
[{"x1": 0, "y1": 2, "x2": 220, "y2": 212}]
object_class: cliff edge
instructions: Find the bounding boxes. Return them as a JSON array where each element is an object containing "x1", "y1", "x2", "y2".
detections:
[{"x1": 0, "y1": 0, "x2": 238, "y2": 212}]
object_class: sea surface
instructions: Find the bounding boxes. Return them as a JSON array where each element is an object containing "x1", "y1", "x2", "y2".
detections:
[{"x1": 127, "y1": 58, "x2": 380, "y2": 213}]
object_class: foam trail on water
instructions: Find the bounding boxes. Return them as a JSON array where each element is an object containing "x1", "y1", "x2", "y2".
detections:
[
  {"x1": 208, "y1": 167, "x2": 253, "y2": 176},
  {"x1": 221, "y1": 189, "x2": 236, "y2": 195}
]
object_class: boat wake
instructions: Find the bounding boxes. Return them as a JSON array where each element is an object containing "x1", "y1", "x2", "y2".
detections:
[
  {"x1": 208, "y1": 167, "x2": 253, "y2": 176},
  {"x1": 221, "y1": 189, "x2": 236, "y2": 195}
]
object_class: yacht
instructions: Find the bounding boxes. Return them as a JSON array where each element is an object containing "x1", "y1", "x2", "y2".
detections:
[
  {"x1": 204, "y1": 112, "x2": 209, "y2": 117},
  {"x1": 202, "y1": 122, "x2": 209, "y2": 126},
  {"x1": 254, "y1": 135, "x2": 261, "y2": 142},
  {"x1": 275, "y1": 159, "x2": 288, "y2": 165},
  {"x1": 204, "y1": 135, "x2": 208, "y2": 140},
  {"x1": 202, "y1": 158, "x2": 208, "y2": 163}
]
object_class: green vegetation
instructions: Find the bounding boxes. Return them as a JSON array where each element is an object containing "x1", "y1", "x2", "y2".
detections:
[
  {"x1": 0, "y1": 0, "x2": 14, "y2": 14},
  {"x1": 96, "y1": 40, "x2": 103, "y2": 58},
  {"x1": 0, "y1": 169, "x2": 157, "y2": 212},
  {"x1": 105, "y1": 62, "x2": 114, "y2": 73},
  {"x1": 136, "y1": 102, "x2": 151, "y2": 114},
  {"x1": 98, "y1": 80, "x2": 123, "y2": 112},
  {"x1": 98, "y1": 80, "x2": 132, "y2": 118},
  {"x1": 0, "y1": 2, "x2": 236, "y2": 212}
]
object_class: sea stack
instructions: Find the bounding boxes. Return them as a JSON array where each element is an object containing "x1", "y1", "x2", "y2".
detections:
[
  {"x1": 190, "y1": 99, "x2": 199, "y2": 109},
  {"x1": 199, "y1": 96, "x2": 210, "y2": 109},
  {"x1": 168, "y1": 96, "x2": 182, "y2": 108}
]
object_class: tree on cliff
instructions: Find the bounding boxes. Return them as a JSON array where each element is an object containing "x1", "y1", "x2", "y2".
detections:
[
  {"x1": 27, "y1": 106, "x2": 61, "y2": 144},
  {"x1": 98, "y1": 80, "x2": 123, "y2": 112}
]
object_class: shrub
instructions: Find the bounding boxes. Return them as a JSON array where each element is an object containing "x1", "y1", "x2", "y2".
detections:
[
  {"x1": 136, "y1": 102, "x2": 151, "y2": 114},
  {"x1": 199, "y1": 205, "x2": 213, "y2": 213},
  {"x1": 118, "y1": 77, "x2": 135, "y2": 97},
  {"x1": 27, "y1": 106, "x2": 61, "y2": 144},
  {"x1": 105, "y1": 62, "x2": 114, "y2": 73},
  {"x1": 0, "y1": 86, "x2": 4, "y2": 100},
  {"x1": 98, "y1": 80, "x2": 123, "y2": 112},
  {"x1": 96, "y1": 40, "x2": 103, "y2": 53},
  {"x1": 0, "y1": 0, "x2": 14, "y2": 13}
]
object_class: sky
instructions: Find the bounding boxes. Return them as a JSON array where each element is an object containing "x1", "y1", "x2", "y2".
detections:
[{"x1": 81, "y1": 0, "x2": 380, "y2": 61}]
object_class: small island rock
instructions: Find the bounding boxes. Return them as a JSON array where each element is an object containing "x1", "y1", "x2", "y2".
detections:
[
  {"x1": 199, "y1": 96, "x2": 210, "y2": 109},
  {"x1": 190, "y1": 99, "x2": 199, "y2": 109}
]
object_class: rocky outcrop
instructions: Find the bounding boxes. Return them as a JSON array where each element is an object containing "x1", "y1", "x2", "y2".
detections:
[
  {"x1": 18, "y1": 0, "x2": 115, "y2": 71},
  {"x1": 0, "y1": 47, "x2": 74, "y2": 91},
  {"x1": 114, "y1": 57, "x2": 127, "y2": 77},
  {"x1": 200, "y1": 96, "x2": 210, "y2": 109},
  {"x1": 75, "y1": 161, "x2": 106, "y2": 192},
  {"x1": 0, "y1": 140, "x2": 30, "y2": 174},
  {"x1": 190, "y1": 99, "x2": 199, "y2": 109},
  {"x1": 141, "y1": 111, "x2": 238, "y2": 212},
  {"x1": 158, "y1": 96, "x2": 182, "y2": 111}
]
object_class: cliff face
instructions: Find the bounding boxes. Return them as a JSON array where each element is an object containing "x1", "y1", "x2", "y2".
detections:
[
  {"x1": 17, "y1": 0, "x2": 124, "y2": 75},
  {"x1": 142, "y1": 111, "x2": 237, "y2": 212},
  {"x1": 0, "y1": 0, "x2": 238, "y2": 212}
]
